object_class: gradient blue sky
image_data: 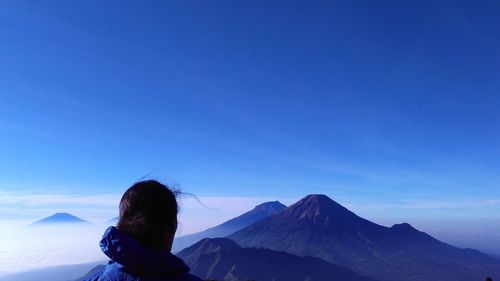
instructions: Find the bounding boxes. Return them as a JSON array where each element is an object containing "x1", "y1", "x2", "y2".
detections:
[{"x1": 0, "y1": 1, "x2": 499, "y2": 236}]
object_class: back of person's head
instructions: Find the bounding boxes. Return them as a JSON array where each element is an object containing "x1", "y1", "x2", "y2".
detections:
[
  {"x1": 486, "y1": 277, "x2": 493, "y2": 281},
  {"x1": 117, "y1": 180, "x2": 178, "y2": 250}
]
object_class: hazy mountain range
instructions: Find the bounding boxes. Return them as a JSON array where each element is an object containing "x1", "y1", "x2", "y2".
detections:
[
  {"x1": 73, "y1": 194, "x2": 500, "y2": 281},
  {"x1": 177, "y1": 238, "x2": 377, "y2": 281},
  {"x1": 173, "y1": 201, "x2": 286, "y2": 252},
  {"x1": 229, "y1": 195, "x2": 500, "y2": 281}
]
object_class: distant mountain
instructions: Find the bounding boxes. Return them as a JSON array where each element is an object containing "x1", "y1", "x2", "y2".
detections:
[
  {"x1": 107, "y1": 217, "x2": 119, "y2": 224},
  {"x1": 173, "y1": 201, "x2": 286, "y2": 252},
  {"x1": 32, "y1": 213, "x2": 89, "y2": 225},
  {"x1": 178, "y1": 238, "x2": 378, "y2": 281},
  {"x1": 229, "y1": 194, "x2": 500, "y2": 281}
]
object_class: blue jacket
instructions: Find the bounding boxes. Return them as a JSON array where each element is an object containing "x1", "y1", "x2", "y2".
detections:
[{"x1": 85, "y1": 226, "x2": 203, "y2": 281}]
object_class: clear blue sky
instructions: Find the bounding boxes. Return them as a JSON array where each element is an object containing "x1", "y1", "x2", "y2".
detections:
[{"x1": 0, "y1": 1, "x2": 499, "y2": 227}]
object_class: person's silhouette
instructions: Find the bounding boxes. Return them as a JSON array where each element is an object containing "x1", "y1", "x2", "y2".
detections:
[
  {"x1": 486, "y1": 277, "x2": 493, "y2": 281},
  {"x1": 85, "y1": 180, "x2": 203, "y2": 281}
]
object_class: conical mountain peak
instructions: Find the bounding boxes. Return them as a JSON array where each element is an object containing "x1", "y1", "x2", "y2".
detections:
[
  {"x1": 252, "y1": 201, "x2": 287, "y2": 214},
  {"x1": 284, "y1": 194, "x2": 360, "y2": 224},
  {"x1": 32, "y1": 212, "x2": 88, "y2": 225},
  {"x1": 391, "y1": 222, "x2": 416, "y2": 231},
  {"x1": 173, "y1": 201, "x2": 286, "y2": 252},
  {"x1": 229, "y1": 195, "x2": 500, "y2": 281},
  {"x1": 300, "y1": 194, "x2": 337, "y2": 206}
]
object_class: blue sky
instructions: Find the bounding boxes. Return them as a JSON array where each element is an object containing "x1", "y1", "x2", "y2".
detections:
[{"x1": 0, "y1": 0, "x2": 499, "y2": 238}]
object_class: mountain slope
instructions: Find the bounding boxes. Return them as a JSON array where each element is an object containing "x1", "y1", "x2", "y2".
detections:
[
  {"x1": 229, "y1": 194, "x2": 500, "y2": 281},
  {"x1": 178, "y1": 238, "x2": 378, "y2": 281},
  {"x1": 32, "y1": 213, "x2": 89, "y2": 225},
  {"x1": 173, "y1": 201, "x2": 286, "y2": 252}
]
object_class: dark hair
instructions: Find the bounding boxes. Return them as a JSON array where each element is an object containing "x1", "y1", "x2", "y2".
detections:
[
  {"x1": 117, "y1": 180, "x2": 178, "y2": 250},
  {"x1": 486, "y1": 278, "x2": 493, "y2": 281}
]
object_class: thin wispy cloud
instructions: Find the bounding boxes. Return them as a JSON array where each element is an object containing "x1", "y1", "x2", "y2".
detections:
[
  {"x1": 402, "y1": 199, "x2": 500, "y2": 209},
  {"x1": 346, "y1": 198, "x2": 500, "y2": 217},
  {"x1": 0, "y1": 191, "x2": 120, "y2": 207}
]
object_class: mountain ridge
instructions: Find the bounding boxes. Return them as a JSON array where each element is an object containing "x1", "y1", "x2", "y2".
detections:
[
  {"x1": 178, "y1": 238, "x2": 379, "y2": 281},
  {"x1": 173, "y1": 201, "x2": 286, "y2": 252},
  {"x1": 229, "y1": 194, "x2": 500, "y2": 281}
]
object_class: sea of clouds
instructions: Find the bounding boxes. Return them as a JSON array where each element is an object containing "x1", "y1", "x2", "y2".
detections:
[
  {"x1": 0, "y1": 221, "x2": 107, "y2": 273},
  {"x1": 0, "y1": 195, "x2": 279, "y2": 273}
]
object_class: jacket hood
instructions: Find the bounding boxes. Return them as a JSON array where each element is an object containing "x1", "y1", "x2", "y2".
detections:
[{"x1": 100, "y1": 226, "x2": 190, "y2": 275}]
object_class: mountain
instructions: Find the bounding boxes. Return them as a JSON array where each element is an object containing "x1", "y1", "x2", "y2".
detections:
[
  {"x1": 229, "y1": 194, "x2": 500, "y2": 281},
  {"x1": 173, "y1": 201, "x2": 286, "y2": 252},
  {"x1": 107, "y1": 217, "x2": 119, "y2": 224},
  {"x1": 31, "y1": 213, "x2": 89, "y2": 225},
  {"x1": 177, "y1": 238, "x2": 378, "y2": 281}
]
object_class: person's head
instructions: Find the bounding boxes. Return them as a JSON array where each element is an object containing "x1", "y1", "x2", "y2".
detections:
[
  {"x1": 117, "y1": 180, "x2": 178, "y2": 251},
  {"x1": 486, "y1": 277, "x2": 493, "y2": 281}
]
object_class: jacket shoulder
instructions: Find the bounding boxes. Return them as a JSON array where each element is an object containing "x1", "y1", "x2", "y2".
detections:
[
  {"x1": 83, "y1": 262, "x2": 203, "y2": 281},
  {"x1": 81, "y1": 265, "x2": 106, "y2": 281},
  {"x1": 84, "y1": 263, "x2": 136, "y2": 281},
  {"x1": 187, "y1": 274, "x2": 204, "y2": 281}
]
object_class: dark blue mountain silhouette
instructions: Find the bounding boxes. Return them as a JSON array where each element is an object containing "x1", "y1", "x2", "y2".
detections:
[
  {"x1": 32, "y1": 213, "x2": 89, "y2": 225},
  {"x1": 173, "y1": 201, "x2": 286, "y2": 252},
  {"x1": 177, "y1": 238, "x2": 378, "y2": 281},
  {"x1": 229, "y1": 194, "x2": 500, "y2": 281}
]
